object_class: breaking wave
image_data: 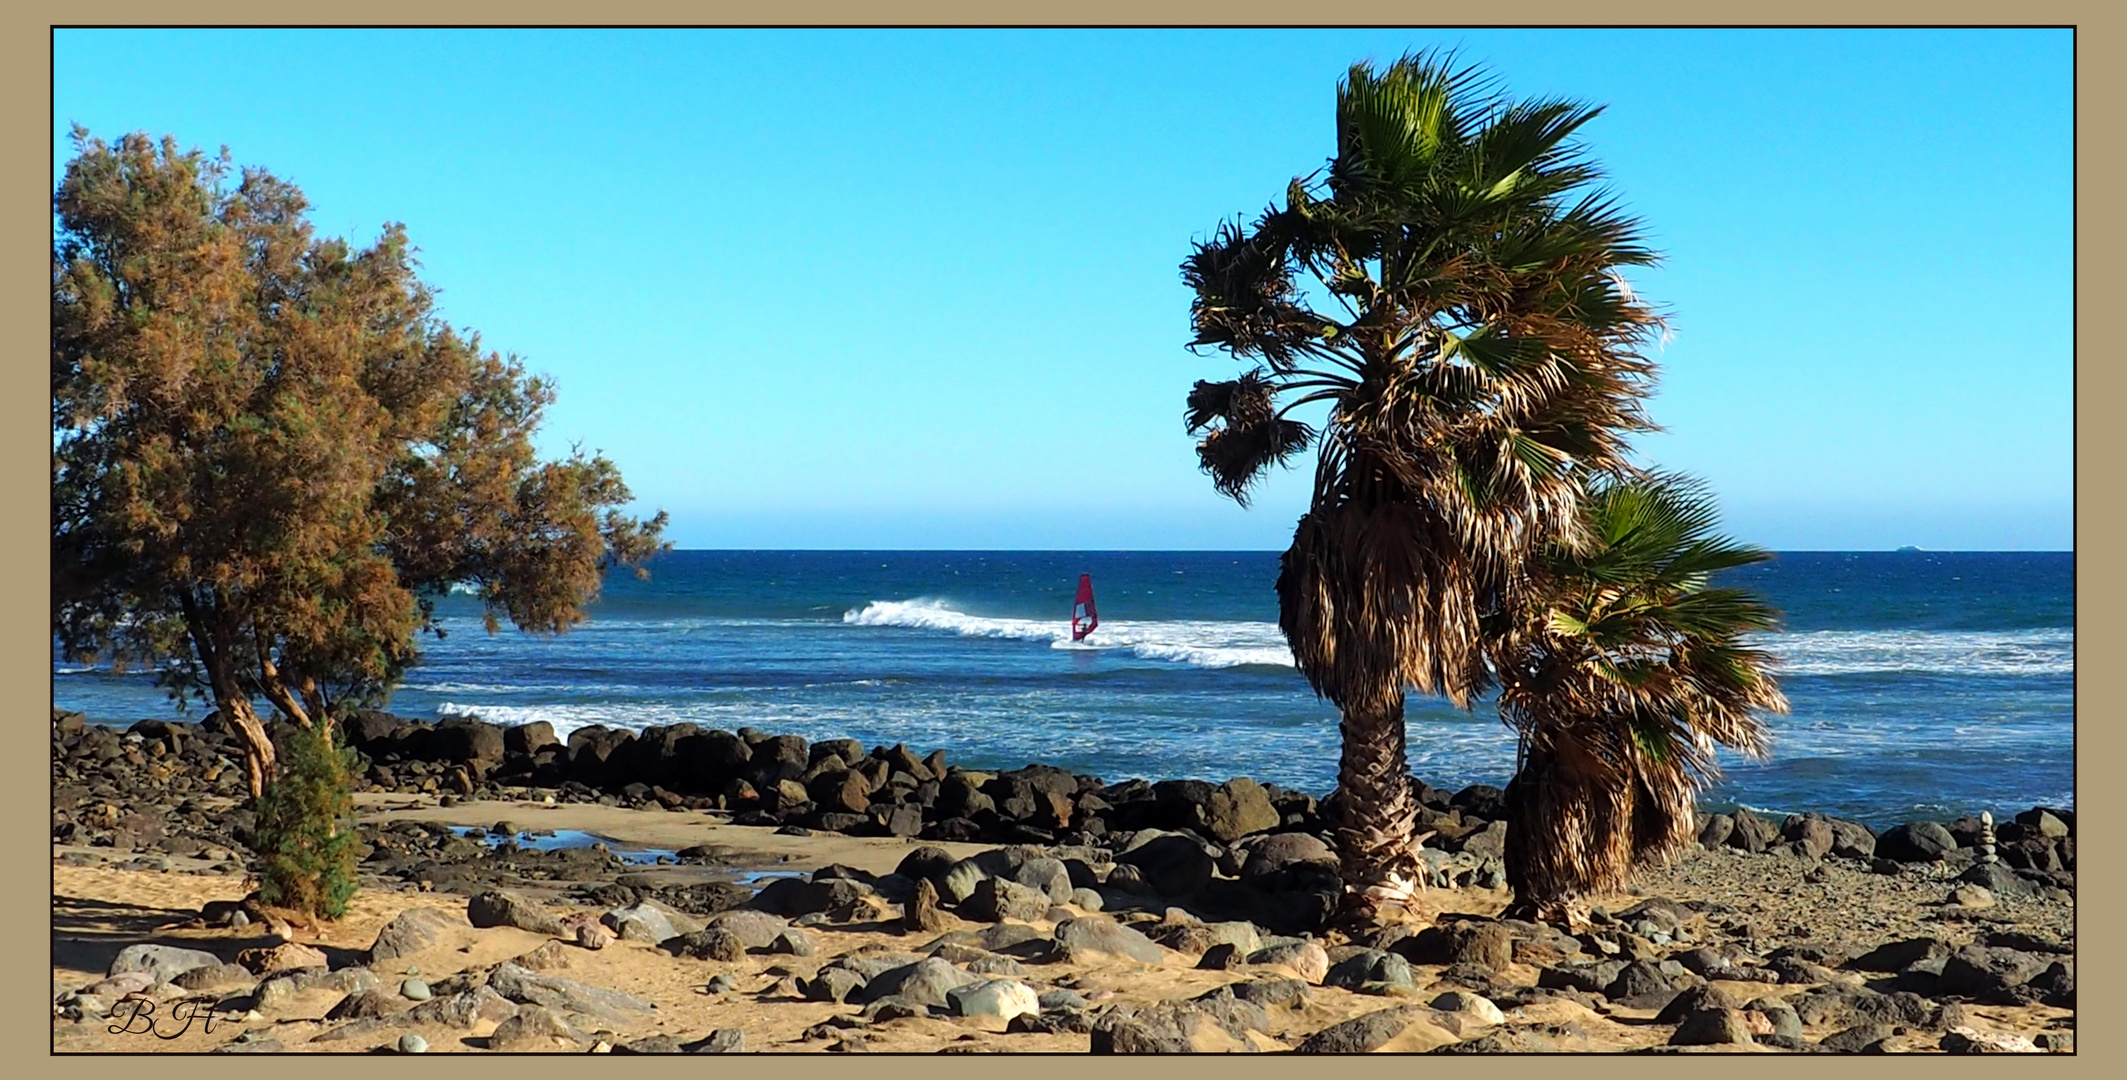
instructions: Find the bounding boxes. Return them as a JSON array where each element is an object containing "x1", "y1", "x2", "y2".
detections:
[{"x1": 842, "y1": 599, "x2": 1294, "y2": 669}]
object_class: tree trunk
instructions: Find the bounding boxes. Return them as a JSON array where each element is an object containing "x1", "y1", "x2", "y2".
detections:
[
  {"x1": 1332, "y1": 695, "x2": 1424, "y2": 921},
  {"x1": 220, "y1": 695, "x2": 277, "y2": 800},
  {"x1": 1501, "y1": 740, "x2": 1618, "y2": 928}
]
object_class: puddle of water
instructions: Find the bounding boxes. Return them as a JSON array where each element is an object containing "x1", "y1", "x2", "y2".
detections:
[
  {"x1": 449, "y1": 826, "x2": 675, "y2": 866},
  {"x1": 731, "y1": 870, "x2": 804, "y2": 885},
  {"x1": 447, "y1": 827, "x2": 809, "y2": 883}
]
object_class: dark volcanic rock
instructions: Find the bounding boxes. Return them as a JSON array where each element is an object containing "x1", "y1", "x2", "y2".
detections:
[
  {"x1": 963, "y1": 877, "x2": 1051, "y2": 923},
  {"x1": 1295, "y1": 1005, "x2": 1423, "y2": 1053},
  {"x1": 1655, "y1": 984, "x2": 1740, "y2": 1025},
  {"x1": 1053, "y1": 916, "x2": 1166, "y2": 964},
  {"x1": 1845, "y1": 936, "x2": 1950, "y2": 973},
  {"x1": 1604, "y1": 959, "x2": 1680, "y2": 1001},
  {"x1": 1697, "y1": 813, "x2": 1735, "y2": 849},
  {"x1": 1726, "y1": 809, "x2": 1780, "y2": 853},
  {"x1": 1875, "y1": 821, "x2": 1957, "y2": 863},
  {"x1": 1819, "y1": 1022, "x2": 1892, "y2": 1053},
  {"x1": 1670, "y1": 1008, "x2": 1754, "y2": 1046},
  {"x1": 466, "y1": 889, "x2": 566, "y2": 936},
  {"x1": 1937, "y1": 945, "x2": 2050, "y2": 1002},
  {"x1": 1115, "y1": 833, "x2": 1215, "y2": 898}
]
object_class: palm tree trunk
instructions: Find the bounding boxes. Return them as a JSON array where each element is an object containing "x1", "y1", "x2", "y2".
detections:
[
  {"x1": 1332, "y1": 694, "x2": 1422, "y2": 918},
  {"x1": 1503, "y1": 740, "x2": 1621, "y2": 927}
]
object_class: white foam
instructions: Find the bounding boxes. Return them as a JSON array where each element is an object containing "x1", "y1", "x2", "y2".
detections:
[
  {"x1": 1754, "y1": 628, "x2": 2073, "y2": 676},
  {"x1": 841, "y1": 599, "x2": 1294, "y2": 669}
]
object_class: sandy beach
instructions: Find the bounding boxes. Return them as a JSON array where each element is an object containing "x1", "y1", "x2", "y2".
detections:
[{"x1": 52, "y1": 747, "x2": 2076, "y2": 1054}]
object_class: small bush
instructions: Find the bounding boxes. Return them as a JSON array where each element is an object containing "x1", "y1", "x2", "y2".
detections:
[{"x1": 251, "y1": 720, "x2": 360, "y2": 919}]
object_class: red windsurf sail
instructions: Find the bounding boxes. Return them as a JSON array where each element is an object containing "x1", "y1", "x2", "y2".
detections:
[{"x1": 1071, "y1": 573, "x2": 1099, "y2": 642}]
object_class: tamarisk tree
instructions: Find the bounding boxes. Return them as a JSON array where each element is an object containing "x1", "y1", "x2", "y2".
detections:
[{"x1": 53, "y1": 129, "x2": 668, "y2": 798}]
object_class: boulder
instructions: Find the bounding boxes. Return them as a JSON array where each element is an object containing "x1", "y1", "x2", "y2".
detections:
[
  {"x1": 1956, "y1": 861, "x2": 2036, "y2": 898},
  {"x1": 1295, "y1": 1005, "x2": 1427, "y2": 1053},
  {"x1": 2015, "y1": 807, "x2": 2070, "y2": 838},
  {"x1": 1116, "y1": 833, "x2": 1216, "y2": 897},
  {"x1": 1449, "y1": 785, "x2": 1507, "y2": 821},
  {"x1": 701, "y1": 909, "x2": 789, "y2": 949},
  {"x1": 1247, "y1": 940, "x2": 1331, "y2": 984},
  {"x1": 1941, "y1": 1026, "x2": 2041, "y2": 1054},
  {"x1": 1011, "y1": 856, "x2": 1074, "y2": 902},
  {"x1": 325, "y1": 989, "x2": 402, "y2": 1020},
  {"x1": 1090, "y1": 999, "x2": 1259, "y2": 1053},
  {"x1": 1696, "y1": 813, "x2": 1735, "y2": 849},
  {"x1": 1654, "y1": 984, "x2": 1739, "y2": 1025},
  {"x1": 108, "y1": 944, "x2": 224, "y2": 984},
  {"x1": 1876, "y1": 821, "x2": 1957, "y2": 863},
  {"x1": 436, "y1": 718, "x2": 507, "y2": 777},
  {"x1": 1457, "y1": 820, "x2": 1508, "y2": 860},
  {"x1": 1429, "y1": 990, "x2": 1505, "y2": 1025},
  {"x1": 895, "y1": 845, "x2": 956, "y2": 884},
  {"x1": 1818, "y1": 1022, "x2": 1892, "y2": 1053},
  {"x1": 467, "y1": 890, "x2": 566, "y2": 936},
  {"x1": 962, "y1": 876, "x2": 1052, "y2": 923},
  {"x1": 667, "y1": 929, "x2": 746, "y2": 962},
  {"x1": 947, "y1": 978, "x2": 1041, "y2": 1021},
  {"x1": 513, "y1": 940, "x2": 572, "y2": 972},
  {"x1": 1053, "y1": 916, "x2": 1167, "y2": 964},
  {"x1": 749, "y1": 876, "x2": 874, "y2": 917},
  {"x1": 485, "y1": 961, "x2": 655, "y2": 1022},
  {"x1": 504, "y1": 721, "x2": 561, "y2": 757},
  {"x1": 406, "y1": 985, "x2": 518, "y2": 1029},
  {"x1": 601, "y1": 902, "x2": 692, "y2": 944},
  {"x1": 1670, "y1": 1008, "x2": 1755, "y2": 1046},
  {"x1": 1604, "y1": 959, "x2": 1681, "y2": 1001},
  {"x1": 1780, "y1": 813, "x2": 1836, "y2": 859},
  {"x1": 905, "y1": 878, "x2": 948, "y2": 933},
  {"x1": 486, "y1": 1004, "x2": 585, "y2": 1052},
  {"x1": 1826, "y1": 818, "x2": 1877, "y2": 859},
  {"x1": 235, "y1": 941, "x2": 328, "y2": 975},
  {"x1": 1936, "y1": 946, "x2": 2050, "y2": 1001},
  {"x1": 1203, "y1": 778, "x2": 1280, "y2": 841},
  {"x1": 687, "y1": 1029, "x2": 747, "y2": 1053},
  {"x1": 1726, "y1": 809, "x2": 1780, "y2": 853},
  {"x1": 1845, "y1": 937, "x2": 1949, "y2": 973},
  {"x1": 1240, "y1": 831, "x2": 1338, "y2": 890},
  {"x1": 851, "y1": 957, "x2": 978, "y2": 1009},
  {"x1": 1325, "y1": 949, "x2": 1416, "y2": 993},
  {"x1": 171, "y1": 963, "x2": 255, "y2": 993}
]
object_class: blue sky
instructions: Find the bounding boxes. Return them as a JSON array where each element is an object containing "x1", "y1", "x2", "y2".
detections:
[{"x1": 53, "y1": 28, "x2": 2072, "y2": 551}]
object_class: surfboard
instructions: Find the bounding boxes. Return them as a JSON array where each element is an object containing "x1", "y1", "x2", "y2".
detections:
[{"x1": 1071, "y1": 573, "x2": 1099, "y2": 642}]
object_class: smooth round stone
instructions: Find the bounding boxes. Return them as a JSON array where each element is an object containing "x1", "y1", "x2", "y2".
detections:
[
  {"x1": 398, "y1": 1034, "x2": 428, "y2": 1054},
  {"x1": 400, "y1": 977, "x2": 432, "y2": 1001}
]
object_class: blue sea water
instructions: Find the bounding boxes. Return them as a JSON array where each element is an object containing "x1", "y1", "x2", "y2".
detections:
[{"x1": 54, "y1": 550, "x2": 2072, "y2": 831}]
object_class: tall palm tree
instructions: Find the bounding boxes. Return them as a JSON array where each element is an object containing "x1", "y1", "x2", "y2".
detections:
[
  {"x1": 1492, "y1": 474, "x2": 1788, "y2": 926},
  {"x1": 1181, "y1": 52, "x2": 1664, "y2": 918}
]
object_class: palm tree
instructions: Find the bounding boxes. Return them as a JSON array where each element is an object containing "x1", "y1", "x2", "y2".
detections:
[
  {"x1": 1181, "y1": 52, "x2": 1664, "y2": 918},
  {"x1": 1492, "y1": 474, "x2": 1788, "y2": 926}
]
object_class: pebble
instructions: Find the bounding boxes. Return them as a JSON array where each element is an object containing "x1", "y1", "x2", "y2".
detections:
[
  {"x1": 400, "y1": 978, "x2": 431, "y2": 1001},
  {"x1": 398, "y1": 1034, "x2": 428, "y2": 1054}
]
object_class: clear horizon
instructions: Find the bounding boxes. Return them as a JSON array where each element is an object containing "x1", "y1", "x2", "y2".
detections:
[{"x1": 54, "y1": 28, "x2": 2073, "y2": 551}]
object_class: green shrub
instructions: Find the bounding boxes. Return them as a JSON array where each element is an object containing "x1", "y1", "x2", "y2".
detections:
[{"x1": 251, "y1": 720, "x2": 360, "y2": 918}]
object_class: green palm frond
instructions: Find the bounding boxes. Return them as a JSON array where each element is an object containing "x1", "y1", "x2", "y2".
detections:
[{"x1": 1497, "y1": 471, "x2": 1787, "y2": 915}]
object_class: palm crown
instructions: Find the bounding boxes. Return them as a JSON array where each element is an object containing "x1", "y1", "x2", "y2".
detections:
[{"x1": 1183, "y1": 51, "x2": 1664, "y2": 711}]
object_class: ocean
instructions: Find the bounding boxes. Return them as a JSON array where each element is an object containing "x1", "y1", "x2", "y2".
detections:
[{"x1": 54, "y1": 550, "x2": 2073, "y2": 831}]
